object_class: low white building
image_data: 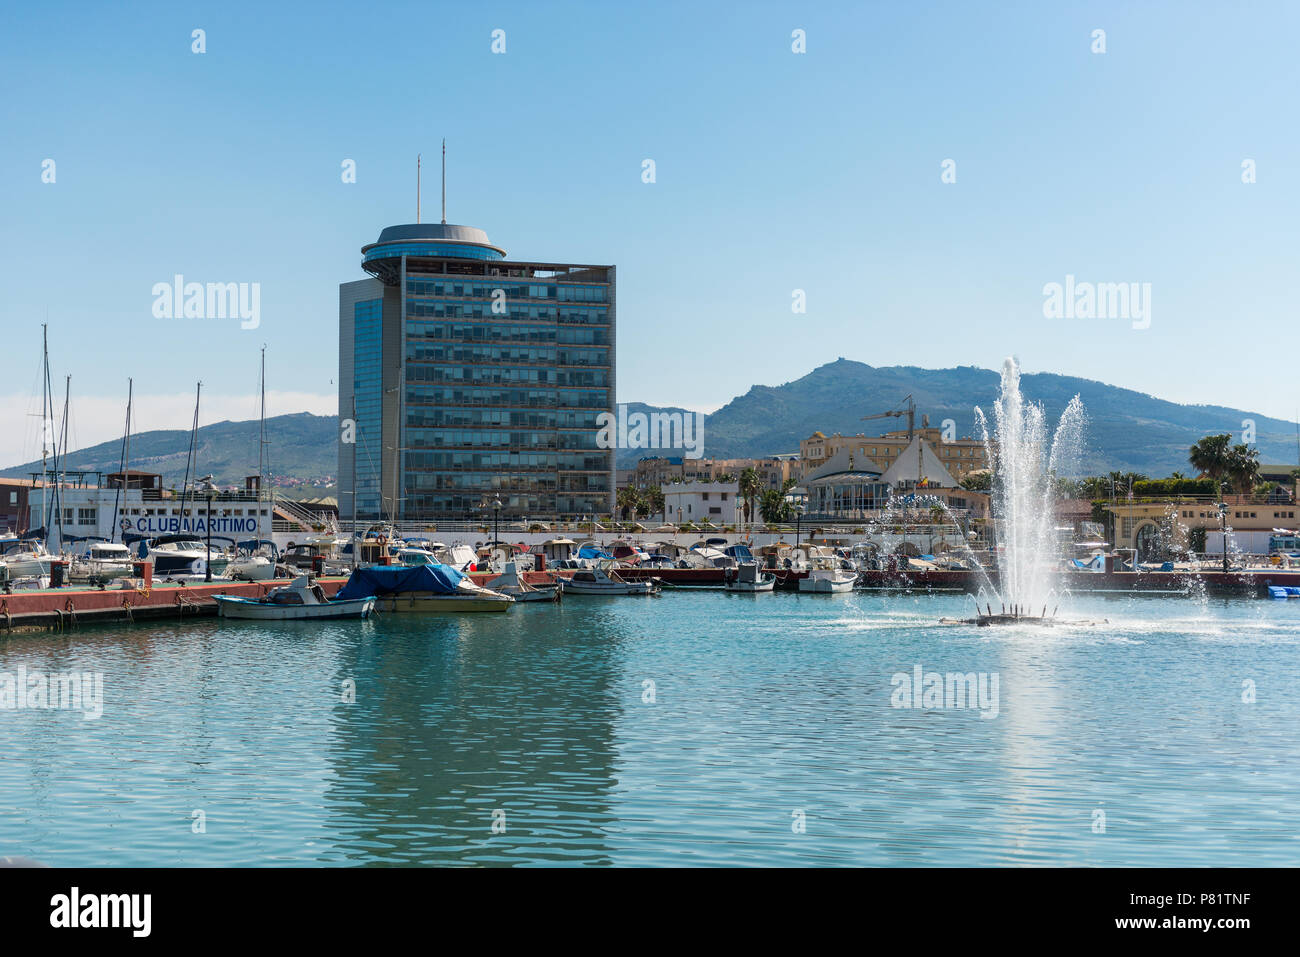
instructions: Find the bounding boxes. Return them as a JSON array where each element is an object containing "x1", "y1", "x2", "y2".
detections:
[{"x1": 662, "y1": 481, "x2": 740, "y2": 526}]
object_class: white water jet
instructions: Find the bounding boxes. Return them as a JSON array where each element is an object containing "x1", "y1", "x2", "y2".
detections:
[{"x1": 975, "y1": 357, "x2": 1086, "y2": 615}]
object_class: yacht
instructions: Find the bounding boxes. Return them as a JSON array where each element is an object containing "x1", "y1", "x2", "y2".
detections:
[
  {"x1": 561, "y1": 561, "x2": 660, "y2": 596},
  {"x1": 144, "y1": 536, "x2": 231, "y2": 578},
  {"x1": 69, "y1": 541, "x2": 135, "y2": 583},
  {"x1": 228, "y1": 540, "x2": 280, "y2": 582},
  {"x1": 1, "y1": 538, "x2": 53, "y2": 578}
]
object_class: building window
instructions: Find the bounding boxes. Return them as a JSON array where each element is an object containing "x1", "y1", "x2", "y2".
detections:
[{"x1": 78, "y1": 508, "x2": 97, "y2": 526}]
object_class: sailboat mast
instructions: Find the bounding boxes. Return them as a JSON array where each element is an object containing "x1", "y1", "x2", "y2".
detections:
[
  {"x1": 111, "y1": 379, "x2": 133, "y2": 543},
  {"x1": 39, "y1": 324, "x2": 48, "y2": 539},
  {"x1": 178, "y1": 382, "x2": 201, "y2": 529},
  {"x1": 56, "y1": 374, "x2": 70, "y2": 550}
]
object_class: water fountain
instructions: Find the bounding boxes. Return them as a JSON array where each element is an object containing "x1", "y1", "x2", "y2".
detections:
[{"x1": 943, "y1": 357, "x2": 1093, "y2": 627}]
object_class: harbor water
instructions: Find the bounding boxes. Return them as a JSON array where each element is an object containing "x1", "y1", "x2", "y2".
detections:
[{"x1": 2, "y1": 590, "x2": 1298, "y2": 866}]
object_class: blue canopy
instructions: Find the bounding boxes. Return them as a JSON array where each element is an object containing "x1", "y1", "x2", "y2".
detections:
[
  {"x1": 577, "y1": 545, "x2": 614, "y2": 560},
  {"x1": 336, "y1": 563, "x2": 466, "y2": 599},
  {"x1": 723, "y1": 544, "x2": 754, "y2": 561}
]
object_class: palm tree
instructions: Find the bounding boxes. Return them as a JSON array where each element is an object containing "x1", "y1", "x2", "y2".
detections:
[
  {"x1": 616, "y1": 485, "x2": 642, "y2": 521},
  {"x1": 738, "y1": 467, "x2": 762, "y2": 526},
  {"x1": 758, "y1": 488, "x2": 791, "y2": 525},
  {"x1": 642, "y1": 485, "x2": 666, "y2": 523},
  {"x1": 1189, "y1": 434, "x2": 1233, "y2": 487},
  {"x1": 1227, "y1": 444, "x2": 1260, "y2": 494}
]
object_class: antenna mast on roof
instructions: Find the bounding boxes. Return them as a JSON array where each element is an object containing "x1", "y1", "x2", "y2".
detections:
[
  {"x1": 416, "y1": 153, "x2": 421, "y2": 224},
  {"x1": 441, "y1": 138, "x2": 447, "y2": 224}
]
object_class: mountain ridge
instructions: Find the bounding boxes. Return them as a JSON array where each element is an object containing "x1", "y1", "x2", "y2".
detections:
[{"x1": 3, "y1": 361, "x2": 1295, "y2": 483}]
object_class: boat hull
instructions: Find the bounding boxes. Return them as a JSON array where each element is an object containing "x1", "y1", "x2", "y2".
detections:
[
  {"x1": 561, "y1": 581, "x2": 659, "y2": 595},
  {"x1": 798, "y1": 578, "x2": 856, "y2": 593},
  {"x1": 373, "y1": 592, "x2": 513, "y2": 613},
  {"x1": 214, "y1": 595, "x2": 375, "y2": 620}
]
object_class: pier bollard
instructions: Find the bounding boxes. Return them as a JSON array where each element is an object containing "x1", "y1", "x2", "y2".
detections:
[{"x1": 132, "y1": 560, "x2": 154, "y2": 590}]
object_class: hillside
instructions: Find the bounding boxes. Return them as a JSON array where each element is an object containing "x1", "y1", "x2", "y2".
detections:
[
  {"x1": 618, "y1": 359, "x2": 1299, "y2": 476},
  {"x1": 1, "y1": 413, "x2": 337, "y2": 488},
  {"x1": 5, "y1": 361, "x2": 1296, "y2": 483}
]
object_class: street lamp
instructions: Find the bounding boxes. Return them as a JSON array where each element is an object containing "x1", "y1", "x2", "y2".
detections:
[
  {"x1": 197, "y1": 475, "x2": 217, "y2": 583},
  {"x1": 492, "y1": 495, "x2": 502, "y2": 554},
  {"x1": 794, "y1": 502, "x2": 805, "y2": 550},
  {"x1": 1218, "y1": 494, "x2": 1230, "y2": 574}
]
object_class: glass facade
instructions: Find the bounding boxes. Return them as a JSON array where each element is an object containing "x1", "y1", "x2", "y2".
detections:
[
  {"x1": 401, "y1": 265, "x2": 612, "y2": 520},
  {"x1": 352, "y1": 299, "x2": 383, "y2": 517},
  {"x1": 346, "y1": 225, "x2": 615, "y2": 523}
]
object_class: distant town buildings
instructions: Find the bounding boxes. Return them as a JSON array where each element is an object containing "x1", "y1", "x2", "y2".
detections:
[
  {"x1": 800, "y1": 426, "x2": 988, "y2": 479},
  {"x1": 629, "y1": 455, "x2": 798, "y2": 491}
]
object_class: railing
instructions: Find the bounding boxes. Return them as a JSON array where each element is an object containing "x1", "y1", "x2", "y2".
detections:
[{"x1": 273, "y1": 497, "x2": 337, "y2": 533}]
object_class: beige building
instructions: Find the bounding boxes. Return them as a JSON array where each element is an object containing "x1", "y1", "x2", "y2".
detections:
[
  {"x1": 1105, "y1": 495, "x2": 1299, "y2": 558},
  {"x1": 801, "y1": 427, "x2": 988, "y2": 480}
]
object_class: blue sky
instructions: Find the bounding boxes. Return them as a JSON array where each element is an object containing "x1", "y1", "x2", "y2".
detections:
[{"x1": 2, "y1": 0, "x2": 1296, "y2": 465}]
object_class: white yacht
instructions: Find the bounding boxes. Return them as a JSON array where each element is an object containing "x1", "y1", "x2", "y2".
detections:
[
  {"x1": 561, "y1": 561, "x2": 660, "y2": 596},
  {"x1": 799, "y1": 561, "x2": 857, "y2": 593},
  {"x1": 69, "y1": 541, "x2": 135, "y2": 583},
  {"x1": 1, "y1": 538, "x2": 53, "y2": 578}
]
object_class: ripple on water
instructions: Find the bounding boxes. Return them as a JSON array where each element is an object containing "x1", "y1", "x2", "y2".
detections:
[{"x1": 0, "y1": 591, "x2": 1298, "y2": 865}]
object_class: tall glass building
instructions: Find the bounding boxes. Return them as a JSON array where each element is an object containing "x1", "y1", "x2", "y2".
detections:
[{"x1": 339, "y1": 222, "x2": 615, "y2": 524}]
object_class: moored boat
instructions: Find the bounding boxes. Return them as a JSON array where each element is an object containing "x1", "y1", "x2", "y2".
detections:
[
  {"x1": 336, "y1": 563, "x2": 514, "y2": 612},
  {"x1": 798, "y1": 561, "x2": 857, "y2": 593},
  {"x1": 561, "y1": 561, "x2": 660, "y2": 596},
  {"x1": 214, "y1": 576, "x2": 375, "y2": 620},
  {"x1": 724, "y1": 562, "x2": 776, "y2": 592},
  {"x1": 486, "y1": 561, "x2": 560, "y2": 602}
]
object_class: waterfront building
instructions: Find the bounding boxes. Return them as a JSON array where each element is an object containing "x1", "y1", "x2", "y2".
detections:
[
  {"x1": 339, "y1": 222, "x2": 615, "y2": 523},
  {"x1": 0, "y1": 478, "x2": 37, "y2": 535},
  {"x1": 800, "y1": 426, "x2": 988, "y2": 479},
  {"x1": 1105, "y1": 495, "x2": 1300, "y2": 560},
  {"x1": 662, "y1": 481, "x2": 741, "y2": 526},
  {"x1": 23, "y1": 471, "x2": 274, "y2": 547},
  {"x1": 797, "y1": 442, "x2": 989, "y2": 526}
]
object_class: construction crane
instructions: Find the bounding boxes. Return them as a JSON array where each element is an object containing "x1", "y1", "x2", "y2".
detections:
[{"x1": 864, "y1": 395, "x2": 926, "y2": 491}]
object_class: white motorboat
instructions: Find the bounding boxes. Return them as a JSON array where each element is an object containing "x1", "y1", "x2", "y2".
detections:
[
  {"x1": 214, "y1": 576, "x2": 375, "y2": 620},
  {"x1": 69, "y1": 541, "x2": 135, "y2": 583},
  {"x1": 226, "y1": 539, "x2": 280, "y2": 582},
  {"x1": 561, "y1": 561, "x2": 660, "y2": 596},
  {"x1": 485, "y1": 561, "x2": 560, "y2": 602},
  {"x1": 1, "y1": 539, "x2": 53, "y2": 578},
  {"x1": 798, "y1": 562, "x2": 857, "y2": 593},
  {"x1": 145, "y1": 537, "x2": 230, "y2": 578},
  {"x1": 724, "y1": 563, "x2": 776, "y2": 592}
]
